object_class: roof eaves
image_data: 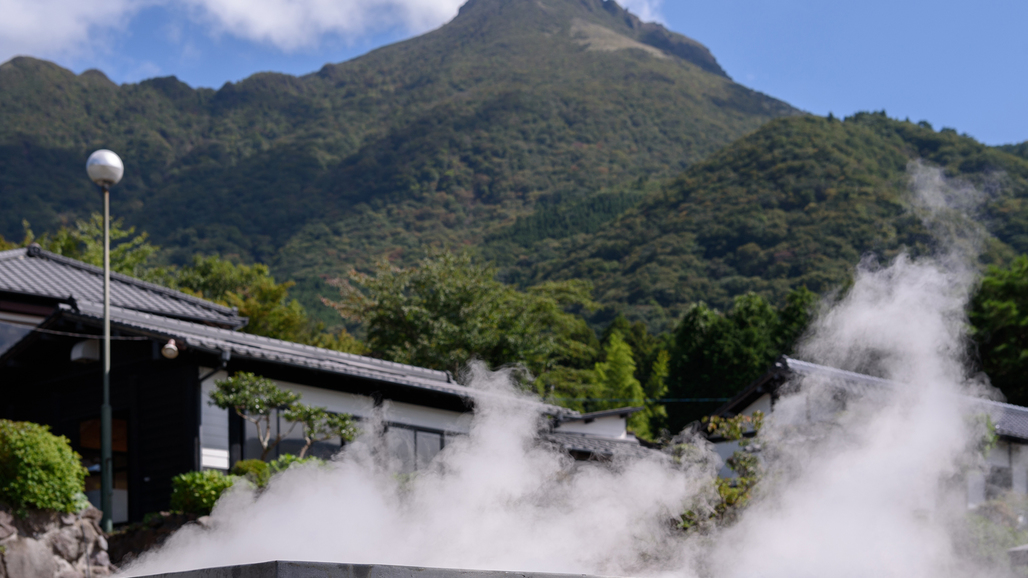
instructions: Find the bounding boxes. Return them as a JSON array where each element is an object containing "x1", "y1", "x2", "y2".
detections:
[{"x1": 22, "y1": 246, "x2": 239, "y2": 319}]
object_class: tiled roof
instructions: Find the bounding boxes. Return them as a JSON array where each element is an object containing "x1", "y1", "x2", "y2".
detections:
[
  {"x1": 540, "y1": 431, "x2": 658, "y2": 460},
  {"x1": 746, "y1": 357, "x2": 1028, "y2": 443},
  {"x1": 0, "y1": 246, "x2": 243, "y2": 328},
  {"x1": 56, "y1": 301, "x2": 577, "y2": 418}
]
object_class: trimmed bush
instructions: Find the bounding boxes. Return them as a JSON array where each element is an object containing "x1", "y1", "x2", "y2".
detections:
[
  {"x1": 0, "y1": 420, "x2": 87, "y2": 516},
  {"x1": 169, "y1": 470, "x2": 237, "y2": 515},
  {"x1": 268, "y1": 454, "x2": 323, "y2": 475},
  {"x1": 231, "y1": 459, "x2": 270, "y2": 488}
]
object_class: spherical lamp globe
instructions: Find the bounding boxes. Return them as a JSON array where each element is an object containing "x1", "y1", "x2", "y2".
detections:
[{"x1": 86, "y1": 149, "x2": 124, "y2": 187}]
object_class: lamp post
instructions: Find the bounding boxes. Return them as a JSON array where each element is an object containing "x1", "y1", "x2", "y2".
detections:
[{"x1": 86, "y1": 149, "x2": 124, "y2": 533}]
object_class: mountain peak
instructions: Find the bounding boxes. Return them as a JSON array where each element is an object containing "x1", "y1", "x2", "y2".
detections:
[{"x1": 448, "y1": 0, "x2": 727, "y2": 76}]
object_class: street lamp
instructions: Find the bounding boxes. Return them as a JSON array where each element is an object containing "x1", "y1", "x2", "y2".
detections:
[{"x1": 86, "y1": 149, "x2": 123, "y2": 533}]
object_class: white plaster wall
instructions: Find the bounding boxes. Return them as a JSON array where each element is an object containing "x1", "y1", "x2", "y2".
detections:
[
  {"x1": 381, "y1": 400, "x2": 472, "y2": 433},
  {"x1": 554, "y1": 415, "x2": 628, "y2": 439},
  {"x1": 199, "y1": 368, "x2": 230, "y2": 469},
  {"x1": 713, "y1": 439, "x2": 742, "y2": 479}
]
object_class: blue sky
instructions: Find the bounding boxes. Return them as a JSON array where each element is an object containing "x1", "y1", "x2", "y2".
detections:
[{"x1": 2, "y1": 0, "x2": 1025, "y2": 145}]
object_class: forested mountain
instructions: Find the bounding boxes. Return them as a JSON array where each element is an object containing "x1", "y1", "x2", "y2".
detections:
[
  {"x1": 0, "y1": 0, "x2": 795, "y2": 319},
  {"x1": 500, "y1": 113, "x2": 1028, "y2": 329}
]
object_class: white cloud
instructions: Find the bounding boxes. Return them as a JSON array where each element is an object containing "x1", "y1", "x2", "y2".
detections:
[
  {"x1": 619, "y1": 0, "x2": 664, "y2": 23},
  {"x1": 0, "y1": 0, "x2": 466, "y2": 64},
  {"x1": 0, "y1": 0, "x2": 147, "y2": 64},
  {"x1": 181, "y1": 0, "x2": 465, "y2": 51}
]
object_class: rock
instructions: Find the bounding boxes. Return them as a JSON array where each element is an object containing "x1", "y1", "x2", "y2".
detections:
[
  {"x1": 78, "y1": 520, "x2": 98, "y2": 548},
  {"x1": 60, "y1": 513, "x2": 78, "y2": 526},
  {"x1": 91, "y1": 549, "x2": 110, "y2": 567},
  {"x1": 16, "y1": 509, "x2": 60, "y2": 537},
  {"x1": 48, "y1": 525, "x2": 83, "y2": 560},
  {"x1": 0, "y1": 510, "x2": 15, "y2": 540},
  {"x1": 196, "y1": 515, "x2": 212, "y2": 528},
  {"x1": 95, "y1": 533, "x2": 108, "y2": 552},
  {"x1": 53, "y1": 558, "x2": 82, "y2": 578},
  {"x1": 80, "y1": 507, "x2": 102, "y2": 522},
  {"x1": 3, "y1": 537, "x2": 58, "y2": 578}
]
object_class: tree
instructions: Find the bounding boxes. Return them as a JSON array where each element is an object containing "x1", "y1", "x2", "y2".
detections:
[
  {"x1": 14, "y1": 215, "x2": 158, "y2": 276},
  {"x1": 281, "y1": 405, "x2": 358, "y2": 458},
  {"x1": 593, "y1": 332, "x2": 656, "y2": 438},
  {"x1": 208, "y1": 372, "x2": 301, "y2": 460},
  {"x1": 971, "y1": 256, "x2": 1028, "y2": 405},
  {"x1": 599, "y1": 315, "x2": 672, "y2": 435},
  {"x1": 666, "y1": 289, "x2": 815, "y2": 433},
  {"x1": 679, "y1": 411, "x2": 764, "y2": 532},
  {"x1": 170, "y1": 255, "x2": 366, "y2": 353},
  {"x1": 323, "y1": 252, "x2": 599, "y2": 391}
]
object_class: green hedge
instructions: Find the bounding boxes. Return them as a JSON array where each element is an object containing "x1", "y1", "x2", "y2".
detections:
[
  {"x1": 230, "y1": 459, "x2": 270, "y2": 488},
  {"x1": 169, "y1": 470, "x2": 238, "y2": 515},
  {"x1": 0, "y1": 420, "x2": 87, "y2": 516}
]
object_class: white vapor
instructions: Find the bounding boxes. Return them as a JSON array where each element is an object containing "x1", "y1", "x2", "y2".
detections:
[{"x1": 120, "y1": 162, "x2": 1006, "y2": 578}]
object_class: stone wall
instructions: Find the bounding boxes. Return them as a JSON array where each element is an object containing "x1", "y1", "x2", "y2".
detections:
[{"x1": 0, "y1": 505, "x2": 115, "y2": 578}]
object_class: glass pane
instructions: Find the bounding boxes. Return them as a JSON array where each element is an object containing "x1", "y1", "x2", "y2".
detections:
[
  {"x1": 386, "y1": 428, "x2": 415, "y2": 474},
  {"x1": 416, "y1": 431, "x2": 442, "y2": 470}
]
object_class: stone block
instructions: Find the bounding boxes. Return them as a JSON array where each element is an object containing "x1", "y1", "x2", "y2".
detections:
[
  {"x1": 3, "y1": 537, "x2": 58, "y2": 578},
  {"x1": 48, "y1": 525, "x2": 84, "y2": 560},
  {"x1": 132, "y1": 562, "x2": 599, "y2": 578}
]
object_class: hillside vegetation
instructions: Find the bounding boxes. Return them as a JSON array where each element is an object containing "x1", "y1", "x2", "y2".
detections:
[
  {"x1": 499, "y1": 113, "x2": 1028, "y2": 329},
  {"x1": 0, "y1": 0, "x2": 794, "y2": 324}
]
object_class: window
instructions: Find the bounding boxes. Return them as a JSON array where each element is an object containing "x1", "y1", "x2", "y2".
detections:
[{"x1": 385, "y1": 425, "x2": 447, "y2": 474}]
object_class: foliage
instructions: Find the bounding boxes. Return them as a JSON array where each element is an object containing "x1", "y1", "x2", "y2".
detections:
[
  {"x1": 230, "y1": 459, "x2": 270, "y2": 488},
  {"x1": 666, "y1": 289, "x2": 815, "y2": 431},
  {"x1": 0, "y1": 420, "x2": 87, "y2": 517},
  {"x1": 592, "y1": 332, "x2": 650, "y2": 437},
  {"x1": 323, "y1": 251, "x2": 599, "y2": 394},
  {"x1": 268, "y1": 454, "x2": 325, "y2": 475},
  {"x1": 679, "y1": 411, "x2": 764, "y2": 531},
  {"x1": 952, "y1": 494, "x2": 1028, "y2": 572},
  {"x1": 13, "y1": 214, "x2": 158, "y2": 276},
  {"x1": 208, "y1": 372, "x2": 356, "y2": 461},
  {"x1": 208, "y1": 372, "x2": 301, "y2": 460},
  {"x1": 0, "y1": 0, "x2": 795, "y2": 322},
  {"x1": 597, "y1": 315, "x2": 671, "y2": 435},
  {"x1": 971, "y1": 255, "x2": 1028, "y2": 405},
  {"x1": 160, "y1": 254, "x2": 367, "y2": 353},
  {"x1": 169, "y1": 470, "x2": 237, "y2": 516},
  {"x1": 281, "y1": 404, "x2": 359, "y2": 458},
  {"x1": 514, "y1": 113, "x2": 1028, "y2": 328}
]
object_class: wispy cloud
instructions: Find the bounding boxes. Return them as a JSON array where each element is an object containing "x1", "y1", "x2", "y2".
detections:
[
  {"x1": 179, "y1": 0, "x2": 465, "y2": 51},
  {"x1": 0, "y1": 0, "x2": 148, "y2": 63},
  {"x1": 0, "y1": 0, "x2": 465, "y2": 64},
  {"x1": 619, "y1": 0, "x2": 664, "y2": 23}
]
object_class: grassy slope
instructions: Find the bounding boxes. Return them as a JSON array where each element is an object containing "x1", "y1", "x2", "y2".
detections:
[{"x1": 501, "y1": 113, "x2": 1028, "y2": 330}]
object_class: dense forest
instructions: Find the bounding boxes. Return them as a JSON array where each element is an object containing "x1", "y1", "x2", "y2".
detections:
[{"x1": 0, "y1": 0, "x2": 794, "y2": 327}]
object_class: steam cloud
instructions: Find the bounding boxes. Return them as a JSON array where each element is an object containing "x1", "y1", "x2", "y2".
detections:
[{"x1": 121, "y1": 163, "x2": 1009, "y2": 578}]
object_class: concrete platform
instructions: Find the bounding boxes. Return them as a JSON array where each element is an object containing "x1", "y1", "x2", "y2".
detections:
[{"x1": 135, "y1": 561, "x2": 601, "y2": 578}]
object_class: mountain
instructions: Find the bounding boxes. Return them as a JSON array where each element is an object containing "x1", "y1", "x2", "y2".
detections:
[
  {"x1": 0, "y1": 0, "x2": 796, "y2": 320},
  {"x1": 497, "y1": 113, "x2": 1028, "y2": 329}
]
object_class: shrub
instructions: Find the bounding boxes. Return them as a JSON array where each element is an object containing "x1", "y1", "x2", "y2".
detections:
[
  {"x1": 268, "y1": 454, "x2": 324, "y2": 475},
  {"x1": 231, "y1": 459, "x2": 270, "y2": 488},
  {"x1": 0, "y1": 420, "x2": 87, "y2": 516},
  {"x1": 169, "y1": 470, "x2": 237, "y2": 515}
]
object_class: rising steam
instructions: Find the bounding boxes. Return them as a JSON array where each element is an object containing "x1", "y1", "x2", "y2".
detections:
[{"x1": 121, "y1": 162, "x2": 1010, "y2": 578}]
